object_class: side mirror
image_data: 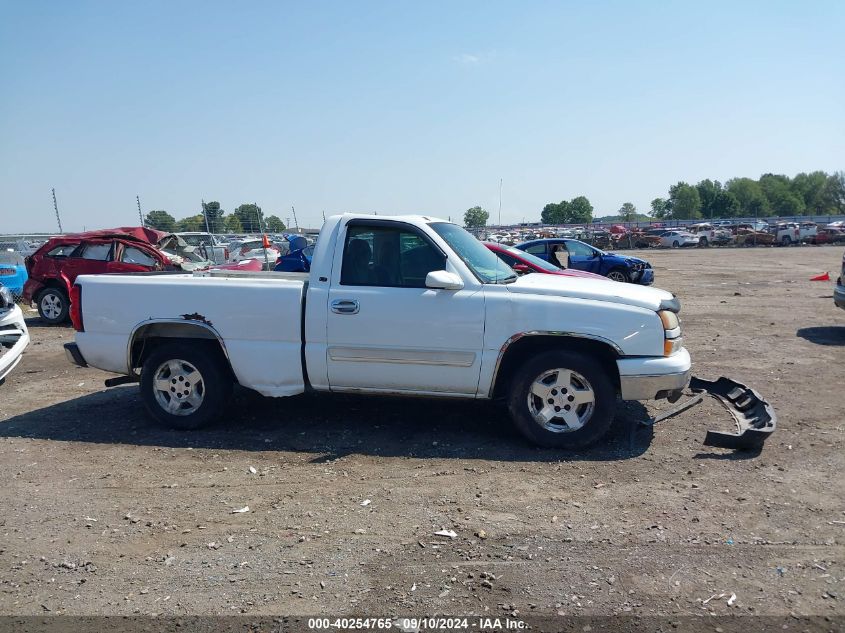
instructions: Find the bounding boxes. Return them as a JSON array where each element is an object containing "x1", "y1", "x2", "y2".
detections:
[
  {"x1": 512, "y1": 263, "x2": 531, "y2": 274},
  {"x1": 425, "y1": 270, "x2": 464, "y2": 290}
]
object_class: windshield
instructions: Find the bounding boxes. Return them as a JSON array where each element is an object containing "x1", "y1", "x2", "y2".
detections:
[
  {"x1": 429, "y1": 222, "x2": 516, "y2": 283},
  {"x1": 504, "y1": 246, "x2": 560, "y2": 272},
  {"x1": 179, "y1": 234, "x2": 213, "y2": 246}
]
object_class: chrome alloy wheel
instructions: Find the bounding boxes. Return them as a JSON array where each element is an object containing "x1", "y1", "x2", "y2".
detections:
[
  {"x1": 152, "y1": 359, "x2": 205, "y2": 416},
  {"x1": 526, "y1": 367, "x2": 596, "y2": 433},
  {"x1": 607, "y1": 270, "x2": 626, "y2": 282},
  {"x1": 41, "y1": 293, "x2": 63, "y2": 320}
]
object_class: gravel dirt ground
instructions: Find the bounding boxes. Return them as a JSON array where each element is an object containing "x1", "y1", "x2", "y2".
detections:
[{"x1": 0, "y1": 245, "x2": 843, "y2": 624}]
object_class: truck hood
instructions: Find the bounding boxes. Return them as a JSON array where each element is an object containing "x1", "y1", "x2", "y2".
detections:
[{"x1": 506, "y1": 272, "x2": 673, "y2": 311}]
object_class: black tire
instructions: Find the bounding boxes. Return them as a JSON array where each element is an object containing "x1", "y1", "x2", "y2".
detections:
[
  {"x1": 781, "y1": 235, "x2": 792, "y2": 246},
  {"x1": 606, "y1": 268, "x2": 630, "y2": 283},
  {"x1": 507, "y1": 350, "x2": 616, "y2": 449},
  {"x1": 36, "y1": 287, "x2": 69, "y2": 324},
  {"x1": 699, "y1": 237, "x2": 708, "y2": 247},
  {"x1": 140, "y1": 341, "x2": 232, "y2": 430},
  {"x1": 672, "y1": 240, "x2": 680, "y2": 248}
]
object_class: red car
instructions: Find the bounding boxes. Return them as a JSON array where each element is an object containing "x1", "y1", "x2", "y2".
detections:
[
  {"x1": 23, "y1": 227, "x2": 173, "y2": 324},
  {"x1": 483, "y1": 242, "x2": 608, "y2": 280}
]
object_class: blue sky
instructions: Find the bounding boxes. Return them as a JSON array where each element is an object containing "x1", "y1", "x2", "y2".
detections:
[{"x1": 1, "y1": 1, "x2": 843, "y2": 232}]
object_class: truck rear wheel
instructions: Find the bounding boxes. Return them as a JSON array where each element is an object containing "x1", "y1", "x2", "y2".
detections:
[
  {"x1": 507, "y1": 350, "x2": 616, "y2": 449},
  {"x1": 140, "y1": 342, "x2": 232, "y2": 430}
]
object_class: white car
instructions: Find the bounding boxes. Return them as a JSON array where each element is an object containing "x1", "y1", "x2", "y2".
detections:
[
  {"x1": 65, "y1": 213, "x2": 691, "y2": 449},
  {"x1": 658, "y1": 231, "x2": 700, "y2": 248},
  {"x1": 174, "y1": 232, "x2": 229, "y2": 264},
  {"x1": 227, "y1": 238, "x2": 280, "y2": 265},
  {"x1": 0, "y1": 285, "x2": 30, "y2": 385}
]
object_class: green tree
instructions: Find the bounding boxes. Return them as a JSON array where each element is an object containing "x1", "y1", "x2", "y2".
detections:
[
  {"x1": 824, "y1": 172, "x2": 845, "y2": 213},
  {"x1": 726, "y1": 178, "x2": 769, "y2": 217},
  {"x1": 711, "y1": 190, "x2": 740, "y2": 218},
  {"x1": 695, "y1": 179, "x2": 723, "y2": 219},
  {"x1": 265, "y1": 215, "x2": 287, "y2": 232},
  {"x1": 540, "y1": 196, "x2": 592, "y2": 224},
  {"x1": 201, "y1": 201, "x2": 226, "y2": 233},
  {"x1": 143, "y1": 210, "x2": 176, "y2": 232},
  {"x1": 650, "y1": 198, "x2": 669, "y2": 219},
  {"x1": 568, "y1": 196, "x2": 593, "y2": 223},
  {"x1": 224, "y1": 215, "x2": 243, "y2": 233},
  {"x1": 541, "y1": 201, "x2": 570, "y2": 224},
  {"x1": 792, "y1": 171, "x2": 831, "y2": 215},
  {"x1": 175, "y1": 215, "x2": 206, "y2": 232},
  {"x1": 233, "y1": 203, "x2": 265, "y2": 233},
  {"x1": 668, "y1": 182, "x2": 701, "y2": 220},
  {"x1": 463, "y1": 206, "x2": 489, "y2": 228},
  {"x1": 759, "y1": 174, "x2": 804, "y2": 216},
  {"x1": 618, "y1": 202, "x2": 636, "y2": 222}
]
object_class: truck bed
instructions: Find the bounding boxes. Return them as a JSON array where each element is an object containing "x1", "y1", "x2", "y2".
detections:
[{"x1": 75, "y1": 272, "x2": 309, "y2": 397}]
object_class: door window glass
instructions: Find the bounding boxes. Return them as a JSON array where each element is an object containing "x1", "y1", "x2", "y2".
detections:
[
  {"x1": 121, "y1": 246, "x2": 157, "y2": 266},
  {"x1": 564, "y1": 240, "x2": 595, "y2": 257},
  {"x1": 341, "y1": 224, "x2": 445, "y2": 287},
  {"x1": 79, "y1": 243, "x2": 112, "y2": 260}
]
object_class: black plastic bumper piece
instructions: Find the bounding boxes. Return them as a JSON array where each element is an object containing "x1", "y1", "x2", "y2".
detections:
[
  {"x1": 63, "y1": 342, "x2": 88, "y2": 368},
  {"x1": 691, "y1": 376, "x2": 777, "y2": 450}
]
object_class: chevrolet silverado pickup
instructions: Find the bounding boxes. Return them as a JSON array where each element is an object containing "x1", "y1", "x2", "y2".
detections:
[{"x1": 64, "y1": 214, "x2": 691, "y2": 448}]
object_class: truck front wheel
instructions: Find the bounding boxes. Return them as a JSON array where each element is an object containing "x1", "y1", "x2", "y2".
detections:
[
  {"x1": 140, "y1": 342, "x2": 232, "y2": 430},
  {"x1": 507, "y1": 351, "x2": 616, "y2": 449}
]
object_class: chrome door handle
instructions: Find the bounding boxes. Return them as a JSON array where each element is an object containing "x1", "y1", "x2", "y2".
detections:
[{"x1": 331, "y1": 299, "x2": 360, "y2": 314}]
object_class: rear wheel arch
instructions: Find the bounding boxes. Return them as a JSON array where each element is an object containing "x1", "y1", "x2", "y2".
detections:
[
  {"x1": 491, "y1": 334, "x2": 621, "y2": 400},
  {"x1": 128, "y1": 321, "x2": 233, "y2": 380}
]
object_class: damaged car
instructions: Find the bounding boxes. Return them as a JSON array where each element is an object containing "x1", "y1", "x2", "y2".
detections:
[
  {"x1": 0, "y1": 283, "x2": 30, "y2": 385},
  {"x1": 22, "y1": 227, "x2": 212, "y2": 324}
]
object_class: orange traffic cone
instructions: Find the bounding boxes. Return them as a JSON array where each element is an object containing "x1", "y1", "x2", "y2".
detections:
[{"x1": 810, "y1": 272, "x2": 830, "y2": 281}]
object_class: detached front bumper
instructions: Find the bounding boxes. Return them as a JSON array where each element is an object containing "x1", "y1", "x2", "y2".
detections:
[
  {"x1": 617, "y1": 347, "x2": 691, "y2": 400},
  {"x1": 0, "y1": 305, "x2": 30, "y2": 384},
  {"x1": 631, "y1": 267, "x2": 654, "y2": 286},
  {"x1": 835, "y1": 278, "x2": 845, "y2": 310}
]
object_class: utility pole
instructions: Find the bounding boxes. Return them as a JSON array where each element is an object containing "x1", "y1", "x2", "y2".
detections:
[
  {"x1": 201, "y1": 199, "x2": 211, "y2": 234},
  {"x1": 51, "y1": 188, "x2": 63, "y2": 233},
  {"x1": 257, "y1": 203, "x2": 270, "y2": 270},
  {"x1": 137, "y1": 195, "x2": 144, "y2": 226},
  {"x1": 498, "y1": 178, "x2": 503, "y2": 226},
  {"x1": 291, "y1": 205, "x2": 299, "y2": 232}
]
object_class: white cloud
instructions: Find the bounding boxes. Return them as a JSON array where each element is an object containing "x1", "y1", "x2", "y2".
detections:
[{"x1": 454, "y1": 53, "x2": 481, "y2": 65}]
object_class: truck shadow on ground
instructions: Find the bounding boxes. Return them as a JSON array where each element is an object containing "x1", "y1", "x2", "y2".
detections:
[
  {"x1": 0, "y1": 385, "x2": 655, "y2": 462},
  {"x1": 796, "y1": 326, "x2": 845, "y2": 346}
]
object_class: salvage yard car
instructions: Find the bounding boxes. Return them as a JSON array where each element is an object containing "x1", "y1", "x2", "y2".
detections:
[
  {"x1": 64, "y1": 214, "x2": 690, "y2": 449},
  {"x1": 0, "y1": 283, "x2": 29, "y2": 386},
  {"x1": 836, "y1": 250, "x2": 845, "y2": 310},
  {"x1": 516, "y1": 238, "x2": 654, "y2": 284},
  {"x1": 22, "y1": 228, "x2": 179, "y2": 324}
]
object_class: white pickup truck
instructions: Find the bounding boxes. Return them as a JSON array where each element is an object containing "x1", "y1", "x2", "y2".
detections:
[{"x1": 64, "y1": 214, "x2": 691, "y2": 448}]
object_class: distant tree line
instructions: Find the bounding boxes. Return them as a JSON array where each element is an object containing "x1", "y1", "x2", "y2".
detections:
[
  {"x1": 650, "y1": 171, "x2": 845, "y2": 221},
  {"x1": 529, "y1": 170, "x2": 845, "y2": 227},
  {"x1": 143, "y1": 201, "x2": 286, "y2": 233}
]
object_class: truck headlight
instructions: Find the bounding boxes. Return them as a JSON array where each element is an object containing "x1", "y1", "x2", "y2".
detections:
[
  {"x1": 658, "y1": 310, "x2": 679, "y2": 331},
  {"x1": 658, "y1": 309, "x2": 682, "y2": 355}
]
